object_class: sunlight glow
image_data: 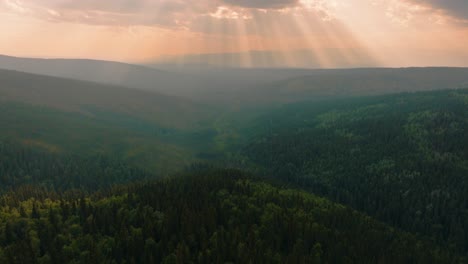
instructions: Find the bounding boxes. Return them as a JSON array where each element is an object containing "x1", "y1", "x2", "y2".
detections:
[{"x1": 0, "y1": 0, "x2": 467, "y2": 67}]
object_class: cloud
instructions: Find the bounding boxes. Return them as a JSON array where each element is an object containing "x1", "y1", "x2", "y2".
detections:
[
  {"x1": 370, "y1": 0, "x2": 468, "y2": 26},
  {"x1": 192, "y1": 8, "x2": 338, "y2": 37},
  {"x1": 0, "y1": 0, "x2": 335, "y2": 29},
  {"x1": 404, "y1": 0, "x2": 468, "y2": 21},
  {"x1": 220, "y1": 0, "x2": 299, "y2": 9},
  {"x1": 0, "y1": 0, "x2": 218, "y2": 27}
]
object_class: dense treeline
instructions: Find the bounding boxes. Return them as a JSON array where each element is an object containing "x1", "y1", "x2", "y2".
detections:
[
  {"x1": 244, "y1": 89, "x2": 468, "y2": 253},
  {"x1": 0, "y1": 141, "x2": 152, "y2": 192},
  {"x1": 0, "y1": 168, "x2": 462, "y2": 263}
]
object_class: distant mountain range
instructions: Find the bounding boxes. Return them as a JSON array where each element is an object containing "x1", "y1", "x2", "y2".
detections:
[
  {"x1": 149, "y1": 49, "x2": 378, "y2": 68},
  {"x1": 1, "y1": 54, "x2": 468, "y2": 106}
]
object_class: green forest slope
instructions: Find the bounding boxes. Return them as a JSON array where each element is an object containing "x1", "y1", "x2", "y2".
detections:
[
  {"x1": 243, "y1": 89, "x2": 468, "y2": 253},
  {"x1": 0, "y1": 169, "x2": 461, "y2": 263}
]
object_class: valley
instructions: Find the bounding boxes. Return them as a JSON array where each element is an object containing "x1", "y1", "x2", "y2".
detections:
[{"x1": 0, "y1": 58, "x2": 467, "y2": 262}]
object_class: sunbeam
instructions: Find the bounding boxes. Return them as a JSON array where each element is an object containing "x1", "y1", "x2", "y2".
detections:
[{"x1": 1, "y1": 0, "x2": 467, "y2": 67}]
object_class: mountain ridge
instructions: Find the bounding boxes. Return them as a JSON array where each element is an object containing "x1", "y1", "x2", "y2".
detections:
[{"x1": 3, "y1": 54, "x2": 468, "y2": 106}]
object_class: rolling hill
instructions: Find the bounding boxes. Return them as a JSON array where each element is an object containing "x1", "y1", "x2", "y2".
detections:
[
  {"x1": 0, "y1": 69, "x2": 211, "y2": 129},
  {"x1": 3, "y1": 55, "x2": 468, "y2": 106},
  {"x1": 0, "y1": 168, "x2": 461, "y2": 263},
  {"x1": 0, "y1": 70, "x2": 220, "y2": 173},
  {"x1": 0, "y1": 55, "x2": 197, "y2": 97},
  {"x1": 238, "y1": 67, "x2": 468, "y2": 104},
  {"x1": 242, "y1": 88, "x2": 468, "y2": 253},
  {"x1": 1, "y1": 60, "x2": 468, "y2": 260}
]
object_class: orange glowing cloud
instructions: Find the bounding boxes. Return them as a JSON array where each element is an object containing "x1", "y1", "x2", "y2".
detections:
[{"x1": 0, "y1": 0, "x2": 467, "y2": 67}]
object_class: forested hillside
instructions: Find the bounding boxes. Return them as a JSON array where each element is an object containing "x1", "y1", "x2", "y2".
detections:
[
  {"x1": 244, "y1": 89, "x2": 468, "y2": 253},
  {"x1": 0, "y1": 169, "x2": 461, "y2": 263},
  {"x1": 0, "y1": 69, "x2": 211, "y2": 129},
  {"x1": 0, "y1": 69, "x2": 222, "y2": 173},
  {"x1": 1, "y1": 67, "x2": 468, "y2": 262},
  {"x1": 0, "y1": 141, "x2": 152, "y2": 191},
  {"x1": 0, "y1": 102, "x2": 214, "y2": 174}
]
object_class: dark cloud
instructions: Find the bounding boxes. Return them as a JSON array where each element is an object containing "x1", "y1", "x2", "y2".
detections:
[
  {"x1": 408, "y1": 0, "x2": 468, "y2": 20},
  {"x1": 221, "y1": 0, "x2": 299, "y2": 9},
  {"x1": 55, "y1": 0, "x2": 210, "y2": 15},
  {"x1": 0, "y1": 0, "x2": 310, "y2": 28},
  {"x1": 0, "y1": 0, "x2": 217, "y2": 27}
]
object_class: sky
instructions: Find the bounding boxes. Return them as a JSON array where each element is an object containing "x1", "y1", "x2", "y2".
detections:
[{"x1": 1, "y1": 0, "x2": 468, "y2": 68}]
